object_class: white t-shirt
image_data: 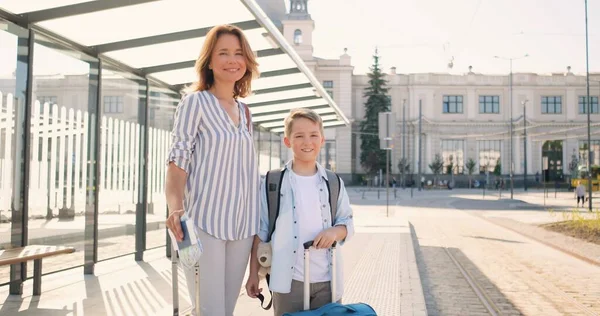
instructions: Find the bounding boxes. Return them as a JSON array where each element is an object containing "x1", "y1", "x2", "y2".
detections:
[
  {"x1": 290, "y1": 171, "x2": 331, "y2": 283},
  {"x1": 576, "y1": 184, "x2": 586, "y2": 197}
]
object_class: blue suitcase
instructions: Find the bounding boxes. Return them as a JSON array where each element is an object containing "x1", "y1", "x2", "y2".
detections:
[{"x1": 283, "y1": 241, "x2": 377, "y2": 316}]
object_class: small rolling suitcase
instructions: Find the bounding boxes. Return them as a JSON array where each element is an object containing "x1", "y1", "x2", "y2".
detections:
[
  {"x1": 171, "y1": 250, "x2": 200, "y2": 316},
  {"x1": 282, "y1": 241, "x2": 377, "y2": 316}
]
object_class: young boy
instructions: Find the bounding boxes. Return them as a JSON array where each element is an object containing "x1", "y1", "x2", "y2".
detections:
[{"x1": 245, "y1": 108, "x2": 354, "y2": 315}]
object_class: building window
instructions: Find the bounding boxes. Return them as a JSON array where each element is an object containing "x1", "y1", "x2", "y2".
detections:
[
  {"x1": 38, "y1": 95, "x2": 57, "y2": 105},
  {"x1": 38, "y1": 96, "x2": 57, "y2": 114},
  {"x1": 104, "y1": 96, "x2": 124, "y2": 113},
  {"x1": 579, "y1": 140, "x2": 600, "y2": 168},
  {"x1": 578, "y1": 96, "x2": 599, "y2": 114},
  {"x1": 294, "y1": 29, "x2": 302, "y2": 45},
  {"x1": 541, "y1": 96, "x2": 562, "y2": 114},
  {"x1": 479, "y1": 95, "x2": 499, "y2": 113},
  {"x1": 441, "y1": 140, "x2": 464, "y2": 174},
  {"x1": 323, "y1": 81, "x2": 333, "y2": 99},
  {"x1": 478, "y1": 140, "x2": 502, "y2": 174},
  {"x1": 443, "y1": 95, "x2": 463, "y2": 113},
  {"x1": 319, "y1": 140, "x2": 336, "y2": 171}
]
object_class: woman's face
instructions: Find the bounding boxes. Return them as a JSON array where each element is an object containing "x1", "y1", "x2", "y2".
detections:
[{"x1": 209, "y1": 33, "x2": 247, "y2": 85}]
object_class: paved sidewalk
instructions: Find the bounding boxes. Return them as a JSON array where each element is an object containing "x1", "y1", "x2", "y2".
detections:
[
  {"x1": 444, "y1": 190, "x2": 600, "y2": 267},
  {"x1": 0, "y1": 202, "x2": 427, "y2": 316}
]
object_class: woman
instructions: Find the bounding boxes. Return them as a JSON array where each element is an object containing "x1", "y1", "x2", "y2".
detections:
[{"x1": 165, "y1": 24, "x2": 260, "y2": 315}]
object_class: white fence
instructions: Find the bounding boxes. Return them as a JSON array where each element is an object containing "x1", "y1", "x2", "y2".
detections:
[{"x1": 0, "y1": 92, "x2": 170, "y2": 219}]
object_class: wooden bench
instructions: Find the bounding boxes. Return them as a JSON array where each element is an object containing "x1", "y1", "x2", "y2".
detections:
[{"x1": 0, "y1": 245, "x2": 75, "y2": 295}]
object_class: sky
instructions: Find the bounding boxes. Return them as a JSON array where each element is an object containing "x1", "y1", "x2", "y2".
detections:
[
  {"x1": 1, "y1": 0, "x2": 599, "y2": 78},
  {"x1": 303, "y1": 0, "x2": 600, "y2": 76}
]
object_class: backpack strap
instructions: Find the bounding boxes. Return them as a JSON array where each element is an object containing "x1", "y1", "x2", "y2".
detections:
[
  {"x1": 265, "y1": 168, "x2": 286, "y2": 242},
  {"x1": 325, "y1": 170, "x2": 341, "y2": 223},
  {"x1": 260, "y1": 168, "x2": 286, "y2": 311},
  {"x1": 240, "y1": 101, "x2": 252, "y2": 133}
]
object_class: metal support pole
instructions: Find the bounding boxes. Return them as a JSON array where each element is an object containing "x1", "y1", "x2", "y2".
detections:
[
  {"x1": 418, "y1": 100, "x2": 422, "y2": 191},
  {"x1": 585, "y1": 0, "x2": 593, "y2": 211},
  {"x1": 524, "y1": 102, "x2": 528, "y2": 191},
  {"x1": 509, "y1": 59, "x2": 514, "y2": 199},
  {"x1": 10, "y1": 28, "x2": 34, "y2": 295},
  {"x1": 402, "y1": 100, "x2": 406, "y2": 189},
  {"x1": 386, "y1": 149, "x2": 390, "y2": 217},
  {"x1": 543, "y1": 169, "x2": 546, "y2": 206},
  {"x1": 84, "y1": 59, "x2": 101, "y2": 274},
  {"x1": 135, "y1": 79, "x2": 150, "y2": 262}
]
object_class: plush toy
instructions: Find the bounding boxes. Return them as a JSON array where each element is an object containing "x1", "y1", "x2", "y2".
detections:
[{"x1": 256, "y1": 241, "x2": 272, "y2": 279}]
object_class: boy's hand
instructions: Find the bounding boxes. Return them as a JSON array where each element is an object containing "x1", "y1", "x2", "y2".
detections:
[
  {"x1": 245, "y1": 274, "x2": 262, "y2": 298},
  {"x1": 314, "y1": 228, "x2": 338, "y2": 249}
]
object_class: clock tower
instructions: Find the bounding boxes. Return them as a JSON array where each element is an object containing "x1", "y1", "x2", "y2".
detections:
[
  {"x1": 282, "y1": 0, "x2": 314, "y2": 60},
  {"x1": 289, "y1": 0, "x2": 309, "y2": 18}
]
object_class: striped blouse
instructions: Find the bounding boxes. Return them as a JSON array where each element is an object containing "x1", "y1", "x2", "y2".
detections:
[{"x1": 167, "y1": 90, "x2": 260, "y2": 241}]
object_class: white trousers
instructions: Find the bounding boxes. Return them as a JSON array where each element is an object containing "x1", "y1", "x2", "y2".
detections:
[{"x1": 181, "y1": 228, "x2": 253, "y2": 316}]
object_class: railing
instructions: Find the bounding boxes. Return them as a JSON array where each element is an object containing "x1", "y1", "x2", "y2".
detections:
[{"x1": 0, "y1": 92, "x2": 170, "y2": 219}]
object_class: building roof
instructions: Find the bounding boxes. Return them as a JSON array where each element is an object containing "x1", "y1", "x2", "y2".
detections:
[{"x1": 0, "y1": 0, "x2": 349, "y2": 133}]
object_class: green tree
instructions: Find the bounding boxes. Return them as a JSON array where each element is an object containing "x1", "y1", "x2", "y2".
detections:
[
  {"x1": 493, "y1": 158, "x2": 502, "y2": 176},
  {"x1": 465, "y1": 158, "x2": 476, "y2": 188},
  {"x1": 359, "y1": 49, "x2": 391, "y2": 176},
  {"x1": 445, "y1": 155, "x2": 454, "y2": 175},
  {"x1": 429, "y1": 154, "x2": 444, "y2": 187}
]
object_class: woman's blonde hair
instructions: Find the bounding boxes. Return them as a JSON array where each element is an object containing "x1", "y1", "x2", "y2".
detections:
[{"x1": 188, "y1": 24, "x2": 259, "y2": 98}]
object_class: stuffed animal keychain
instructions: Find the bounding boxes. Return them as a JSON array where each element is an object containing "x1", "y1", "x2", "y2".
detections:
[{"x1": 257, "y1": 241, "x2": 272, "y2": 279}]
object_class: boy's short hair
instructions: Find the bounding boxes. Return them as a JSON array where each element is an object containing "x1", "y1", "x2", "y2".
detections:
[{"x1": 283, "y1": 108, "x2": 324, "y2": 137}]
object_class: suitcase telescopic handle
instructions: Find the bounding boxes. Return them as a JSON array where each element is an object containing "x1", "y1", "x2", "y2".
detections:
[
  {"x1": 303, "y1": 240, "x2": 338, "y2": 310},
  {"x1": 303, "y1": 240, "x2": 337, "y2": 249}
]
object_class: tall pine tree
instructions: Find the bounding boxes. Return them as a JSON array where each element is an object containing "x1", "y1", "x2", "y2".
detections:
[{"x1": 360, "y1": 49, "x2": 391, "y2": 176}]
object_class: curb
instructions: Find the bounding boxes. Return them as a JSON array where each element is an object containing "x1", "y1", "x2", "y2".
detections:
[{"x1": 406, "y1": 221, "x2": 428, "y2": 316}]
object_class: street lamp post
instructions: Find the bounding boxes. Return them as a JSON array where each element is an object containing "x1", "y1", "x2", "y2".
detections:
[
  {"x1": 523, "y1": 99, "x2": 529, "y2": 191},
  {"x1": 585, "y1": 0, "x2": 592, "y2": 211},
  {"x1": 402, "y1": 99, "x2": 406, "y2": 189},
  {"x1": 494, "y1": 54, "x2": 529, "y2": 199}
]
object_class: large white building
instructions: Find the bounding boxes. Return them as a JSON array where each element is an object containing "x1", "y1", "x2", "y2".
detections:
[{"x1": 268, "y1": 0, "x2": 600, "y2": 186}]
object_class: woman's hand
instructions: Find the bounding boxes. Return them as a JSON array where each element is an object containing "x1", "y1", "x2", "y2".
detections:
[
  {"x1": 166, "y1": 210, "x2": 185, "y2": 242},
  {"x1": 245, "y1": 274, "x2": 262, "y2": 298}
]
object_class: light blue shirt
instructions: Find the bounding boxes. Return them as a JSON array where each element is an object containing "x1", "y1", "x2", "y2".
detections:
[{"x1": 257, "y1": 161, "x2": 354, "y2": 300}]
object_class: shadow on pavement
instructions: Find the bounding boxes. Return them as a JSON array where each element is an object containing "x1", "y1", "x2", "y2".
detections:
[
  {"x1": 0, "y1": 257, "x2": 180, "y2": 315},
  {"x1": 410, "y1": 223, "x2": 523, "y2": 316},
  {"x1": 463, "y1": 235, "x2": 525, "y2": 244},
  {"x1": 395, "y1": 195, "x2": 569, "y2": 212},
  {"x1": 0, "y1": 299, "x2": 72, "y2": 316}
]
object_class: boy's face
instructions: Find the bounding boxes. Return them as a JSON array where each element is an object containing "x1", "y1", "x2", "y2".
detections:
[{"x1": 284, "y1": 117, "x2": 324, "y2": 163}]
